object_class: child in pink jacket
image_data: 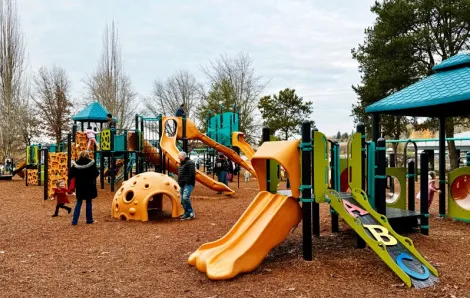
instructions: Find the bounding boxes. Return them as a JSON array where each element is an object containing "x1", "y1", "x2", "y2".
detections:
[
  {"x1": 428, "y1": 171, "x2": 440, "y2": 208},
  {"x1": 84, "y1": 126, "x2": 100, "y2": 151}
]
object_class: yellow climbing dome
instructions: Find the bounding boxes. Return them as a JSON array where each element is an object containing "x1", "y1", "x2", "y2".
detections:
[{"x1": 112, "y1": 172, "x2": 184, "y2": 221}]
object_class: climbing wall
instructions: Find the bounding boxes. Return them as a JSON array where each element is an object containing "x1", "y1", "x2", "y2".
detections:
[
  {"x1": 73, "y1": 132, "x2": 95, "y2": 160},
  {"x1": 27, "y1": 170, "x2": 38, "y2": 185},
  {"x1": 75, "y1": 132, "x2": 88, "y2": 151},
  {"x1": 48, "y1": 153, "x2": 68, "y2": 197}
]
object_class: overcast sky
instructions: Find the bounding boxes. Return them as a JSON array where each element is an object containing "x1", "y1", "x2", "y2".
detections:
[{"x1": 19, "y1": 0, "x2": 377, "y2": 136}]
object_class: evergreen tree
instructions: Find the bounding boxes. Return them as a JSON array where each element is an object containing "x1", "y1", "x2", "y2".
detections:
[
  {"x1": 258, "y1": 88, "x2": 313, "y2": 140},
  {"x1": 352, "y1": 0, "x2": 470, "y2": 168}
]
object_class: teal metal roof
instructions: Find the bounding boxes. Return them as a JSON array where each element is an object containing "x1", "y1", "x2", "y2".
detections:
[
  {"x1": 432, "y1": 53, "x2": 470, "y2": 72},
  {"x1": 72, "y1": 101, "x2": 115, "y2": 122},
  {"x1": 365, "y1": 53, "x2": 470, "y2": 117}
]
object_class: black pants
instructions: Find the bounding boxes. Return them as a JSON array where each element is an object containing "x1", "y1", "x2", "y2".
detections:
[{"x1": 54, "y1": 203, "x2": 71, "y2": 215}]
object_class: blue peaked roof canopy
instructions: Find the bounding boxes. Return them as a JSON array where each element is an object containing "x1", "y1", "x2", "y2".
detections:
[
  {"x1": 365, "y1": 53, "x2": 470, "y2": 117},
  {"x1": 72, "y1": 101, "x2": 117, "y2": 122}
]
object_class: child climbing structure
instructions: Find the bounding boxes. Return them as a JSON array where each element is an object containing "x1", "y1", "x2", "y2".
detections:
[
  {"x1": 189, "y1": 122, "x2": 438, "y2": 288},
  {"x1": 70, "y1": 101, "x2": 133, "y2": 192}
]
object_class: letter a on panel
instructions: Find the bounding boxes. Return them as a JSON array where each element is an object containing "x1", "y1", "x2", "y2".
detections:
[{"x1": 342, "y1": 200, "x2": 369, "y2": 218}]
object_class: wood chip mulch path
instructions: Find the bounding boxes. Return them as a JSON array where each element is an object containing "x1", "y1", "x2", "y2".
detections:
[{"x1": 1, "y1": 177, "x2": 469, "y2": 297}]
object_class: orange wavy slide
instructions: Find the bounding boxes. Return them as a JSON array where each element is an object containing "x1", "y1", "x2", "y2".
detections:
[
  {"x1": 232, "y1": 131, "x2": 255, "y2": 160},
  {"x1": 188, "y1": 191, "x2": 302, "y2": 280},
  {"x1": 166, "y1": 116, "x2": 257, "y2": 178}
]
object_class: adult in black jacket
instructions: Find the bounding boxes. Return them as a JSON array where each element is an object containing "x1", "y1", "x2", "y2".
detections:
[
  {"x1": 69, "y1": 151, "x2": 100, "y2": 225},
  {"x1": 214, "y1": 153, "x2": 229, "y2": 191},
  {"x1": 177, "y1": 151, "x2": 196, "y2": 220}
]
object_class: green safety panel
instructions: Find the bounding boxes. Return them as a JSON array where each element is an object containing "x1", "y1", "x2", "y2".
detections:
[
  {"x1": 207, "y1": 112, "x2": 239, "y2": 147},
  {"x1": 339, "y1": 158, "x2": 348, "y2": 192},
  {"x1": 313, "y1": 131, "x2": 329, "y2": 203},
  {"x1": 366, "y1": 141, "x2": 376, "y2": 208},
  {"x1": 26, "y1": 145, "x2": 39, "y2": 165},
  {"x1": 114, "y1": 134, "x2": 125, "y2": 152},
  {"x1": 26, "y1": 146, "x2": 31, "y2": 165},
  {"x1": 101, "y1": 129, "x2": 111, "y2": 151},
  {"x1": 49, "y1": 144, "x2": 57, "y2": 153},
  {"x1": 385, "y1": 167, "x2": 407, "y2": 210},
  {"x1": 448, "y1": 167, "x2": 470, "y2": 222},
  {"x1": 347, "y1": 133, "x2": 362, "y2": 191}
]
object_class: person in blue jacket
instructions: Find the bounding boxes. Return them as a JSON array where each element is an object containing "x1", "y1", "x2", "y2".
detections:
[{"x1": 175, "y1": 104, "x2": 186, "y2": 117}]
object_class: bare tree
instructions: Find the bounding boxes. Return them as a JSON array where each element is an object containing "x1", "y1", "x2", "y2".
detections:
[
  {"x1": 199, "y1": 51, "x2": 267, "y2": 142},
  {"x1": 31, "y1": 66, "x2": 73, "y2": 144},
  {"x1": 144, "y1": 70, "x2": 201, "y2": 118},
  {"x1": 85, "y1": 21, "x2": 137, "y2": 129},
  {"x1": 18, "y1": 83, "x2": 41, "y2": 146},
  {"x1": 0, "y1": 0, "x2": 26, "y2": 159}
]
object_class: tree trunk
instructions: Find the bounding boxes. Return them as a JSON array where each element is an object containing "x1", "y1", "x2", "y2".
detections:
[{"x1": 446, "y1": 118, "x2": 458, "y2": 170}]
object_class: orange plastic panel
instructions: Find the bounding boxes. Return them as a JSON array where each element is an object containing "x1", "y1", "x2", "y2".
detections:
[{"x1": 251, "y1": 140, "x2": 301, "y2": 198}]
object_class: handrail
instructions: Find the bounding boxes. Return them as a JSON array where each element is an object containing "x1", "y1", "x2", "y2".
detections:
[{"x1": 387, "y1": 137, "x2": 470, "y2": 143}]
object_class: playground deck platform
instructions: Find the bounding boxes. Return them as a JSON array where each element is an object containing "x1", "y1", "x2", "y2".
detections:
[
  {"x1": 337, "y1": 191, "x2": 421, "y2": 232},
  {"x1": 279, "y1": 190, "x2": 422, "y2": 233},
  {"x1": 0, "y1": 174, "x2": 13, "y2": 180},
  {"x1": 386, "y1": 207, "x2": 421, "y2": 232}
]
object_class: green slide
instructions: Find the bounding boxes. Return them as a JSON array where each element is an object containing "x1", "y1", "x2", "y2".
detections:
[{"x1": 325, "y1": 188, "x2": 438, "y2": 288}]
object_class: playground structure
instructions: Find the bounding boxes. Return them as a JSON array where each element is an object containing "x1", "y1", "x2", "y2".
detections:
[
  {"x1": 130, "y1": 112, "x2": 256, "y2": 183},
  {"x1": 366, "y1": 53, "x2": 470, "y2": 223},
  {"x1": 26, "y1": 144, "x2": 72, "y2": 199},
  {"x1": 68, "y1": 102, "x2": 256, "y2": 194},
  {"x1": 194, "y1": 108, "x2": 255, "y2": 175},
  {"x1": 69, "y1": 102, "x2": 132, "y2": 193},
  {"x1": 4, "y1": 142, "x2": 70, "y2": 201},
  {"x1": 17, "y1": 54, "x2": 470, "y2": 290},
  {"x1": 15, "y1": 102, "x2": 129, "y2": 201},
  {"x1": 22, "y1": 54, "x2": 470, "y2": 289},
  {"x1": 0, "y1": 157, "x2": 22, "y2": 181},
  {"x1": 0, "y1": 143, "x2": 58, "y2": 182},
  {"x1": 188, "y1": 122, "x2": 438, "y2": 288},
  {"x1": 380, "y1": 137, "x2": 470, "y2": 223},
  {"x1": 12, "y1": 101, "x2": 256, "y2": 203}
]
